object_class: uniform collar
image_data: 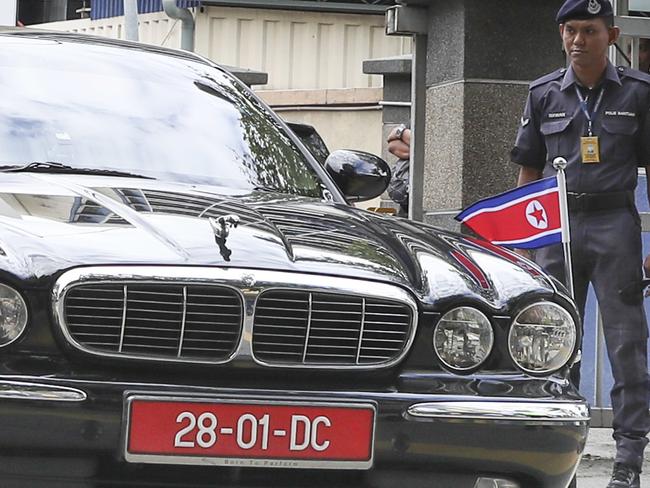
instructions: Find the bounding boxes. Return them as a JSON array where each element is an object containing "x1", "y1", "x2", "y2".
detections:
[{"x1": 560, "y1": 61, "x2": 622, "y2": 91}]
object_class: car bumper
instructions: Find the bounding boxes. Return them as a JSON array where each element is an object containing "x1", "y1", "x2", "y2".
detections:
[{"x1": 0, "y1": 376, "x2": 589, "y2": 488}]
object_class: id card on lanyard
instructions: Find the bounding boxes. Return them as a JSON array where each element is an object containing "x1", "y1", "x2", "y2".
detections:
[{"x1": 575, "y1": 85, "x2": 605, "y2": 163}]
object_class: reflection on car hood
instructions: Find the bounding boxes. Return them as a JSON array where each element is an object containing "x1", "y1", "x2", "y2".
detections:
[{"x1": 0, "y1": 174, "x2": 555, "y2": 309}]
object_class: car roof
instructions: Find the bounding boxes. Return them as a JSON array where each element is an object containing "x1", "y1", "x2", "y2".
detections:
[{"x1": 0, "y1": 27, "x2": 211, "y2": 66}]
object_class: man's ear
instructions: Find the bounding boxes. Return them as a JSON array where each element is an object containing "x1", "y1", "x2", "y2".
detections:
[
  {"x1": 609, "y1": 26, "x2": 621, "y2": 45},
  {"x1": 559, "y1": 23, "x2": 565, "y2": 38}
]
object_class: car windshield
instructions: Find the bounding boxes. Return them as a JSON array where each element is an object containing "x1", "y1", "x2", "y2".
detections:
[{"x1": 0, "y1": 37, "x2": 323, "y2": 197}]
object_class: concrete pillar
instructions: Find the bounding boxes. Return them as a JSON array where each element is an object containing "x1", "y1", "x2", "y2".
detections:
[
  {"x1": 363, "y1": 55, "x2": 412, "y2": 212},
  {"x1": 397, "y1": 0, "x2": 565, "y2": 228},
  {"x1": 363, "y1": 56, "x2": 411, "y2": 158}
]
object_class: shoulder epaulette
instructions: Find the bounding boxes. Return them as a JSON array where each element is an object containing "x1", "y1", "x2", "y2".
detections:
[
  {"x1": 617, "y1": 66, "x2": 650, "y2": 84},
  {"x1": 529, "y1": 68, "x2": 566, "y2": 90}
]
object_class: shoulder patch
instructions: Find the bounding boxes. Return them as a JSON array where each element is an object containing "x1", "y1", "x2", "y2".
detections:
[
  {"x1": 529, "y1": 68, "x2": 565, "y2": 90},
  {"x1": 618, "y1": 66, "x2": 650, "y2": 84}
]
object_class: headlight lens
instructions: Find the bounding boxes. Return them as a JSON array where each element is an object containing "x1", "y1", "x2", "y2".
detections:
[
  {"x1": 509, "y1": 302, "x2": 576, "y2": 374},
  {"x1": 0, "y1": 284, "x2": 28, "y2": 346},
  {"x1": 433, "y1": 307, "x2": 494, "y2": 371}
]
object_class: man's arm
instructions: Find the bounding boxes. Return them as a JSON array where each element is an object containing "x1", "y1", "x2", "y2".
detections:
[
  {"x1": 517, "y1": 166, "x2": 543, "y2": 187},
  {"x1": 511, "y1": 90, "x2": 545, "y2": 259},
  {"x1": 387, "y1": 127, "x2": 411, "y2": 160}
]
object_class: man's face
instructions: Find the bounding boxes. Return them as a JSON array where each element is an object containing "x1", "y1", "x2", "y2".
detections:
[{"x1": 560, "y1": 18, "x2": 619, "y2": 68}]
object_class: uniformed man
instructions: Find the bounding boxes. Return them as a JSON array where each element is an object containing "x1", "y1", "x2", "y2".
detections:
[
  {"x1": 386, "y1": 124, "x2": 411, "y2": 215},
  {"x1": 510, "y1": 1, "x2": 650, "y2": 486}
]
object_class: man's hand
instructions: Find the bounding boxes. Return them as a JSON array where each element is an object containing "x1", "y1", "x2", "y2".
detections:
[
  {"x1": 388, "y1": 139, "x2": 410, "y2": 160},
  {"x1": 387, "y1": 126, "x2": 411, "y2": 160},
  {"x1": 517, "y1": 166, "x2": 543, "y2": 186}
]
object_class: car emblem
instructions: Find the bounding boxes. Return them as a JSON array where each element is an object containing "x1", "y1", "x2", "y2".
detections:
[
  {"x1": 209, "y1": 214, "x2": 240, "y2": 240},
  {"x1": 208, "y1": 214, "x2": 240, "y2": 261},
  {"x1": 241, "y1": 274, "x2": 256, "y2": 287}
]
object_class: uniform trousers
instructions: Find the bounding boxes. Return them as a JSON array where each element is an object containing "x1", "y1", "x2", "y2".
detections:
[{"x1": 535, "y1": 206, "x2": 650, "y2": 470}]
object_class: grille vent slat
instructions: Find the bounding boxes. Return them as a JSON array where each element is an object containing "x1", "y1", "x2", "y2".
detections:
[
  {"x1": 64, "y1": 283, "x2": 243, "y2": 362},
  {"x1": 61, "y1": 277, "x2": 415, "y2": 368},
  {"x1": 253, "y1": 290, "x2": 412, "y2": 366}
]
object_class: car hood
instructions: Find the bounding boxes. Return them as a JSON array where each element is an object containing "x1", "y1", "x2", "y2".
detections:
[{"x1": 0, "y1": 174, "x2": 556, "y2": 309}]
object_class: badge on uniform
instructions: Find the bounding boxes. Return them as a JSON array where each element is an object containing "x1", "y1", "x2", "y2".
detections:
[{"x1": 580, "y1": 136, "x2": 600, "y2": 163}]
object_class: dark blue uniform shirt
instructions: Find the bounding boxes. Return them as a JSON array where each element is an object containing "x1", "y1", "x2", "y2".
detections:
[{"x1": 511, "y1": 62, "x2": 650, "y2": 193}]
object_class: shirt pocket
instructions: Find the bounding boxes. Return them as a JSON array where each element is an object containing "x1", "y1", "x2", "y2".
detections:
[
  {"x1": 540, "y1": 118, "x2": 573, "y2": 161},
  {"x1": 601, "y1": 117, "x2": 638, "y2": 162}
]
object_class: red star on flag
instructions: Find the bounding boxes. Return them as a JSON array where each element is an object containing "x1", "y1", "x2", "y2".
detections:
[{"x1": 529, "y1": 207, "x2": 546, "y2": 226}]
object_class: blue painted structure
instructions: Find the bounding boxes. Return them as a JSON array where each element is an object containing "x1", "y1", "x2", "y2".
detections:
[{"x1": 90, "y1": 0, "x2": 201, "y2": 20}]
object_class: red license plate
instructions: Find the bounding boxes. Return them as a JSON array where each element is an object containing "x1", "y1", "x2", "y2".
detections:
[{"x1": 124, "y1": 396, "x2": 376, "y2": 469}]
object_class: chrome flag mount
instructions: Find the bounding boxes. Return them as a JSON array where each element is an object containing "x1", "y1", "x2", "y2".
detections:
[
  {"x1": 552, "y1": 157, "x2": 574, "y2": 299},
  {"x1": 455, "y1": 177, "x2": 561, "y2": 250}
]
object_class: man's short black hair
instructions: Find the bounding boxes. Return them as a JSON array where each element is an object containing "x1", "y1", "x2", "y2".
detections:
[{"x1": 603, "y1": 14, "x2": 614, "y2": 28}]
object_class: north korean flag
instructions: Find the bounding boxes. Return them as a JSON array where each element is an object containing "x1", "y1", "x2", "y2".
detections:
[{"x1": 455, "y1": 177, "x2": 561, "y2": 249}]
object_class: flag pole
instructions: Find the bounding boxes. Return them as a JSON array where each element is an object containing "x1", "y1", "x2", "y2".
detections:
[{"x1": 552, "y1": 157, "x2": 574, "y2": 298}]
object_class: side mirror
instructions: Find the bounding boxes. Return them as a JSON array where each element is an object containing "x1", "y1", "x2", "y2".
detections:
[{"x1": 324, "y1": 150, "x2": 391, "y2": 202}]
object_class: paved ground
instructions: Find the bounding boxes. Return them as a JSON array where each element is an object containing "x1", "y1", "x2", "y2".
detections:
[{"x1": 577, "y1": 428, "x2": 649, "y2": 487}]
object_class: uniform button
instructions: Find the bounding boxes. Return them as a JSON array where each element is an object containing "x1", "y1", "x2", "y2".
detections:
[
  {"x1": 618, "y1": 66, "x2": 624, "y2": 72},
  {"x1": 560, "y1": 68, "x2": 566, "y2": 73}
]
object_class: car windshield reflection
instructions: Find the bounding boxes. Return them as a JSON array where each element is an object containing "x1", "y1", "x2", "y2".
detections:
[{"x1": 0, "y1": 40, "x2": 322, "y2": 197}]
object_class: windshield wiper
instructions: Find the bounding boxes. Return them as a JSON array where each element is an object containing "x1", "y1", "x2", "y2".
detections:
[
  {"x1": 0, "y1": 161, "x2": 155, "y2": 179},
  {"x1": 0, "y1": 161, "x2": 73, "y2": 172}
]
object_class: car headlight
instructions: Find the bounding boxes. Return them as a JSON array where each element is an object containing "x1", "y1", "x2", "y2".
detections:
[
  {"x1": 508, "y1": 302, "x2": 576, "y2": 374},
  {"x1": 433, "y1": 307, "x2": 494, "y2": 372},
  {"x1": 0, "y1": 283, "x2": 28, "y2": 347}
]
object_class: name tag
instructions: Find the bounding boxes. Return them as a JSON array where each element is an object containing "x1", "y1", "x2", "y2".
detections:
[
  {"x1": 604, "y1": 110, "x2": 636, "y2": 117},
  {"x1": 581, "y1": 136, "x2": 600, "y2": 163},
  {"x1": 548, "y1": 112, "x2": 567, "y2": 119}
]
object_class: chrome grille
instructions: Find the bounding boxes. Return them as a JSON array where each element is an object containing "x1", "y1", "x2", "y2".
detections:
[
  {"x1": 64, "y1": 283, "x2": 243, "y2": 362},
  {"x1": 253, "y1": 290, "x2": 412, "y2": 366},
  {"x1": 55, "y1": 268, "x2": 418, "y2": 369}
]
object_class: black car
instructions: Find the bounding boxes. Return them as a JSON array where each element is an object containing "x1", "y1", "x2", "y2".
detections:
[{"x1": 0, "y1": 29, "x2": 588, "y2": 488}]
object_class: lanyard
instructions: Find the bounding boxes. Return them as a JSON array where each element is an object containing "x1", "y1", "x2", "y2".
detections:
[{"x1": 574, "y1": 85, "x2": 605, "y2": 136}]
